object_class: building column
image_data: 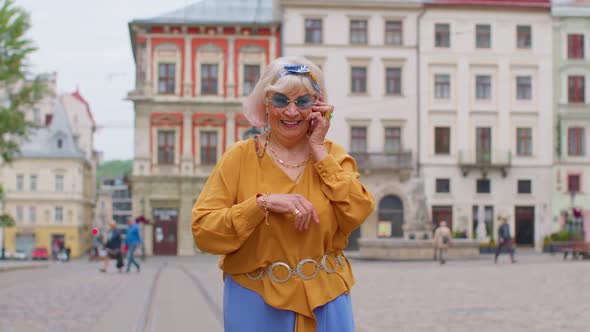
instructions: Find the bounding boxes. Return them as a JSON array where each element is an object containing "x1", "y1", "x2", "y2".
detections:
[
  {"x1": 145, "y1": 37, "x2": 152, "y2": 96},
  {"x1": 226, "y1": 111, "x2": 236, "y2": 148},
  {"x1": 226, "y1": 37, "x2": 236, "y2": 98},
  {"x1": 182, "y1": 111, "x2": 193, "y2": 175},
  {"x1": 183, "y1": 33, "x2": 192, "y2": 97}
]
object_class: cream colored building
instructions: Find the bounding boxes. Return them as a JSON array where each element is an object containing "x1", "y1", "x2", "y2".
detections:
[
  {"x1": 419, "y1": 1, "x2": 554, "y2": 249},
  {"x1": 1, "y1": 98, "x2": 95, "y2": 258},
  {"x1": 283, "y1": 0, "x2": 430, "y2": 250}
]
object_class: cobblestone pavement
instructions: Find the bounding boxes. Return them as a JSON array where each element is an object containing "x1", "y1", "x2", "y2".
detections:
[{"x1": 0, "y1": 253, "x2": 588, "y2": 332}]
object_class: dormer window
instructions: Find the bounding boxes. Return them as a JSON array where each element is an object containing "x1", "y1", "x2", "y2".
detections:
[{"x1": 57, "y1": 139, "x2": 63, "y2": 148}]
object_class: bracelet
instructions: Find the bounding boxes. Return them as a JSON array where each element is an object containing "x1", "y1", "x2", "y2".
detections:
[{"x1": 258, "y1": 193, "x2": 270, "y2": 226}]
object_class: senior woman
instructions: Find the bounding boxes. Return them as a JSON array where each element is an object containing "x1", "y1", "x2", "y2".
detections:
[{"x1": 192, "y1": 56, "x2": 375, "y2": 332}]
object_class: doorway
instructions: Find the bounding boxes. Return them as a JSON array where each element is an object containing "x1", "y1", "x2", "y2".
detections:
[
  {"x1": 515, "y1": 206, "x2": 534, "y2": 246},
  {"x1": 153, "y1": 208, "x2": 178, "y2": 255}
]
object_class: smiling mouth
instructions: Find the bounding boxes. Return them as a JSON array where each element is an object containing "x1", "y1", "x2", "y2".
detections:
[{"x1": 280, "y1": 120, "x2": 303, "y2": 126}]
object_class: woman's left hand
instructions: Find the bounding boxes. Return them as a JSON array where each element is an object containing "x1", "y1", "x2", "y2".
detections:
[{"x1": 306, "y1": 96, "x2": 333, "y2": 147}]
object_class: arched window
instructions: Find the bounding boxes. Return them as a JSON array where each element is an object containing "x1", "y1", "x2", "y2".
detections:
[{"x1": 378, "y1": 195, "x2": 404, "y2": 238}]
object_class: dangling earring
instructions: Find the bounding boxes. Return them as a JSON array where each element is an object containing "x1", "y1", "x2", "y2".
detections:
[{"x1": 255, "y1": 106, "x2": 270, "y2": 158}]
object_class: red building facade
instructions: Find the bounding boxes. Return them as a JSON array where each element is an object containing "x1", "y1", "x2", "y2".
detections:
[{"x1": 128, "y1": 0, "x2": 280, "y2": 256}]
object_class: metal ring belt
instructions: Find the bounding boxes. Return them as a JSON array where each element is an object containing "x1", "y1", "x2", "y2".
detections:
[{"x1": 246, "y1": 254, "x2": 347, "y2": 283}]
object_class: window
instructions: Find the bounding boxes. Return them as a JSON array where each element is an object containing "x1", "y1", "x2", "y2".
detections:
[
  {"x1": 30, "y1": 175, "x2": 37, "y2": 191},
  {"x1": 516, "y1": 76, "x2": 532, "y2": 100},
  {"x1": 305, "y1": 19, "x2": 322, "y2": 44},
  {"x1": 435, "y1": 23, "x2": 450, "y2": 48},
  {"x1": 385, "y1": 20, "x2": 402, "y2": 45},
  {"x1": 201, "y1": 64, "x2": 218, "y2": 95},
  {"x1": 476, "y1": 127, "x2": 492, "y2": 163},
  {"x1": 476, "y1": 75, "x2": 492, "y2": 100},
  {"x1": 55, "y1": 174, "x2": 64, "y2": 192},
  {"x1": 243, "y1": 64, "x2": 260, "y2": 96},
  {"x1": 350, "y1": 20, "x2": 368, "y2": 45},
  {"x1": 568, "y1": 174, "x2": 581, "y2": 193},
  {"x1": 517, "y1": 180, "x2": 532, "y2": 194},
  {"x1": 158, "y1": 130, "x2": 175, "y2": 164},
  {"x1": 436, "y1": 179, "x2": 450, "y2": 193},
  {"x1": 16, "y1": 174, "x2": 23, "y2": 191},
  {"x1": 57, "y1": 139, "x2": 63, "y2": 149},
  {"x1": 476, "y1": 179, "x2": 491, "y2": 193},
  {"x1": 350, "y1": 127, "x2": 367, "y2": 152},
  {"x1": 200, "y1": 131, "x2": 218, "y2": 165},
  {"x1": 568, "y1": 76, "x2": 585, "y2": 103},
  {"x1": 516, "y1": 128, "x2": 532, "y2": 156},
  {"x1": 55, "y1": 207, "x2": 63, "y2": 223},
  {"x1": 568, "y1": 34, "x2": 584, "y2": 59},
  {"x1": 434, "y1": 127, "x2": 450, "y2": 154},
  {"x1": 385, "y1": 68, "x2": 402, "y2": 95},
  {"x1": 476, "y1": 24, "x2": 491, "y2": 48},
  {"x1": 384, "y1": 127, "x2": 401, "y2": 153},
  {"x1": 517, "y1": 25, "x2": 531, "y2": 49},
  {"x1": 16, "y1": 206, "x2": 23, "y2": 223},
  {"x1": 434, "y1": 74, "x2": 451, "y2": 99},
  {"x1": 351, "y1": 67, "x2": 367, "y2": 93},
  {"x1": 29, "y1": 207, "x2": 36, "y2": 223},
  {"x1": 158, "y1": 63, "x2": 175, "y2": 94},
  {"x1": 568, "y1": 127, "x2": 585, "y2": 156}
]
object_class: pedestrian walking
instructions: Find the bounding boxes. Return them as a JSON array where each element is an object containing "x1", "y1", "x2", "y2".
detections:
[
  {"x1": 100, "y1": 222, "x2": 124, "y2": 273},
  {"x1": 192, "y1": 56, "x2": 375, "y2": 332},
  {"x1": 495, "y1": 213, "x2": 516, "y2": 264},
  {"x1": 125, "y1": 217, "x2": 141, "y2": 273},
  {"x1": 433, "y1": 221, "x2": 452, "y2": 264}
]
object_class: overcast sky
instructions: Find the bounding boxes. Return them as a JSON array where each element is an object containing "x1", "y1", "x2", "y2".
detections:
[{"x1": 15, "y1": 0, "x2": 194, "y2": 161}]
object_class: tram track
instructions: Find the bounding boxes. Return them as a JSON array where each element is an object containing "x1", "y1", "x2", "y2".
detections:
[
  {"x1": 136, "y1": 262, "x2": 166, "y2": 332},
  {"x1": 178, "y1": 264, "x2": 223, "y2": 326}
]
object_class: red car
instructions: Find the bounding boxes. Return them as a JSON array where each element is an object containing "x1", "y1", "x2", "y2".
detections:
[{"x1": 31, "y1": 247, "x2": 49, "y2": 260}]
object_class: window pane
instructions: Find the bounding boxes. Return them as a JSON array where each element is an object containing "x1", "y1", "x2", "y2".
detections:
[
  {"x1": 351, "y1": 127, "x2": 367, "y2": 152},
  {"x1": 201, "y1": 64, "x2": 219, "y2": 95},
  {"x1": 517, "y1": 25, "x2": 531, "y2": 49},
  {"x1": 243, "y1": 64, "x2": 260, "y2": 96},
  {"x1": 305, "y1": 19, "x2": 322, "y2": 43},
  {"x1": 434, "y1": 74, "x2": 451, "y2": 99},
  {"x1": 385, "y1": 21, "x2": 402, "y2": 45},
  {"x1": 200, "y1": 131, "x2": 218, "y2": 165},
  {"x1": 476, "y1": 24, "x2": 491, "y2": 48},
  {"x1": 434, "y1": 127, "x2": 450, "y2": 154},
  {"x1": 385, "y1": 68, "x2": 402, "y2": 95},
  {"x1": 351, "y1": 67, "x2": 367, "y2": 93},
  {"x1": 516, "y1": 76, "x2": 532, "y2": 100},
  {"x1": 384, "y1": 127, "x2": 401, "y2": 153},
  {"x1": 158, "y1": 63, "x2": 175, "y2": 94},
  {"x1": 350, "y1": 20, "x2": 367, "y2": 44},
  {"x1": 476, "y1": 75, "x2": 492, "y2": 100},
  {"x1": 158, "y1": 130, "x2": 175, "y2": 164},
  {"x1": 516, "y1": 127, "x2": 532, "y2": 156},
  {"x1": 435, "y1": 23, "x2": 450, "y2": 47}
]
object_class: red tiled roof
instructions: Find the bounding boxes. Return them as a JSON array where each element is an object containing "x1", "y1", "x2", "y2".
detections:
[
  {"x1": 429, "y1": 0, "x2": 550, "y2": 7},
  {"x1": 70, "y1": 89, "x2": 96, "y2": 126}
]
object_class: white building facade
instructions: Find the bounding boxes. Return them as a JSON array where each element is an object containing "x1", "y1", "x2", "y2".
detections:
[
  {"x1": 419, "y1": 1, "x2": 554, "y2": 249},
  {"x1": 283, "y1": 0, "x2": 431, "y2": 250}
]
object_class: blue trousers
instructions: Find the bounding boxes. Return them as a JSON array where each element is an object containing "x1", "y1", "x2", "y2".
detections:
[
  {"x1": 126, "y1": 243, "x2": 140, "y2": 272},
  {"x1": 224, "y1": 276, "x2": 354, "y2": 332}
]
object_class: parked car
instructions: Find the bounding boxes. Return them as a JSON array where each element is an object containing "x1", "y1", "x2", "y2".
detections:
[
  {"x1": 31, "y1": 247, "x2": 49, "y2": 260},
  {"x1": 13, "y1": 250, "x2": 28, "y2": 260}
]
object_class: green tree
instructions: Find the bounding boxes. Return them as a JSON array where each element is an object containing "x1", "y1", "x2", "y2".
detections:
[
  {"x1": 0, "y1": 0, "x2": 46, "y2": 258},
  {"x1": 0, "y1": 0, "x2": 46, "y2": 163}
]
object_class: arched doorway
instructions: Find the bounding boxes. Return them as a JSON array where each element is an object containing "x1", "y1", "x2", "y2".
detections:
[{"x1": 378, "y1": 195, "x2": 404, "y2": 238}]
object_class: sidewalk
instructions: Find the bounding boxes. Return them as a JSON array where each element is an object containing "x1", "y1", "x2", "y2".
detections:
[{"x1": 0, "y1": 260, "x2": 50, "y2": 272}]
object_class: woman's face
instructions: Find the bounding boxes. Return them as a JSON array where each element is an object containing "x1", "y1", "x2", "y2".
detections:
[{"x1": 266, "y1": 87, "x2": 316, "y2": 144}]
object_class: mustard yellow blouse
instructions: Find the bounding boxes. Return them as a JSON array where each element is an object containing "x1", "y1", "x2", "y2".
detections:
[{"x1": 191, "y1": 137, "x2": 375, "y2": 331}]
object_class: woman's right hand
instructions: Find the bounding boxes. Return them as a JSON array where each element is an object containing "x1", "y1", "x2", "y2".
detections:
[{"x1": 259, "y1": 194, "x2": 320, "y2": 231}]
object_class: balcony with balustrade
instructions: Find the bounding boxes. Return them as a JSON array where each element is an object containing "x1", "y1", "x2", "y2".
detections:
[
  {"x1": 458, "y1": 149, "x2": 511, "y2": 177},
  {"x1": 349, "y1": 151, "x2": 413, "y2": 174}
]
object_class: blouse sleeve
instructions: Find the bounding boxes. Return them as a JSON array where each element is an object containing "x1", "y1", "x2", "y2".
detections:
[
  {"x1": 313, "y1": 142, "x2": 375, "y2": 236},
  {"x1": 191, "y1": 143, "x2": 266, "y2": 255}
]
